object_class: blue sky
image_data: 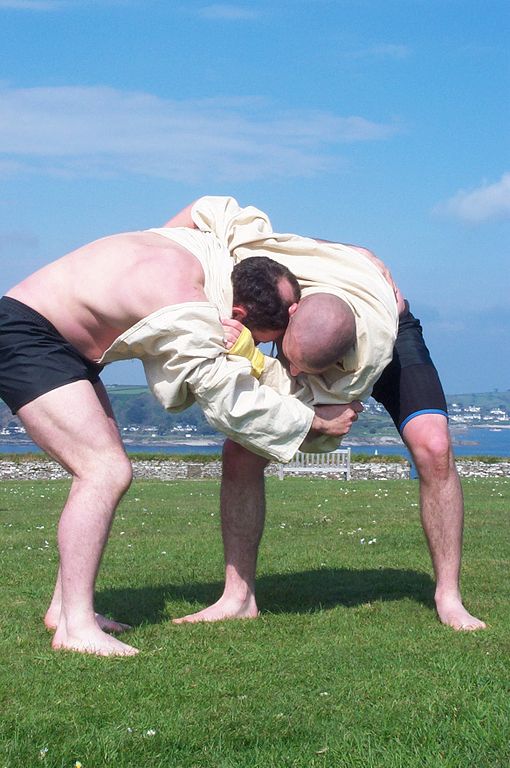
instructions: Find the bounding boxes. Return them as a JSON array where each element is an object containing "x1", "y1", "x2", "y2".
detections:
[{"x1": 0, "y1": 0, "x2": 508, "y2": 394}]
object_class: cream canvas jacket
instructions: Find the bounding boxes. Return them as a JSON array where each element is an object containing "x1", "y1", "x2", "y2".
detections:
[
  {"x1": 191, "y1": 196, "x2": 399, "y2": 451},
  {"x1": 98, "y1": 226, "x2": 313, "y2": 463}
]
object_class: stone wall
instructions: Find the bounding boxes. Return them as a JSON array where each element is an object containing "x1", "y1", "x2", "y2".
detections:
[{"x1": 0, "y1": 458, "x2": 507, "y2": 482}]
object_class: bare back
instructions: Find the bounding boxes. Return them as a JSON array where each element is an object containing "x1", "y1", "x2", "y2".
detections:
[{"x1": 6, "y1": 231, "x2": 206, "y2": 361}]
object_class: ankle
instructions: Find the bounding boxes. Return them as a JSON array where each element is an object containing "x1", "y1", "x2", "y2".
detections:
[{"x1": 434, "y1": 586, "x2": 462, "y2": 605}]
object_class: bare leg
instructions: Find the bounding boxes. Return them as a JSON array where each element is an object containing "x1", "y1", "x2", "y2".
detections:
[
  {"x1": 43, "y1": 380, "x2": 132, "y2": 636},
  {"x1": 403, "y1": 414, "x2": 485, "y2": 631},
  {"x1": 18, "y1": 380, "x2": 139, "y2": 655},
  {"x1": 174, "y1": 439, "x2": 267, "y2": 623},
  {"x1": 44, "y1": 566, "x2": 131, "y2": 634}
]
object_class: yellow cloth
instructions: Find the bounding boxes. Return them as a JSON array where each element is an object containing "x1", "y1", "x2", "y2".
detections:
[
  {"x1": 191, "y1": 196, "x2": 399, "y2": 407},
  {"x1": 228, "y1": 326, "x2": 265, "y2": 378}
]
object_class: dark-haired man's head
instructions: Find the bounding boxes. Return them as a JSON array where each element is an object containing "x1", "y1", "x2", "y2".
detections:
[
  {"x1": 231, "y1": 256, "x2": 301, "y2": 342},
  {"x1": 282, "y1": 294, "x2": 356, "y2": 376}
]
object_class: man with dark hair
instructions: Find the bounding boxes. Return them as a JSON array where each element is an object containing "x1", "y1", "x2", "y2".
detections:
[
  {"x1": 170, "y1": 196, "x2": 484, "y2": 632},
  {"x1": 231, "y1": 256, "x2": 301, "y2": 335},
  {"x1": 0, "y1": 218, "x2": 358, "y2": 656}
]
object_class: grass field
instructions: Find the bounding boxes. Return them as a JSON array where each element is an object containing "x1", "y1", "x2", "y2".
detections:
[{"x1": 0, "y1": 476, "x2": 508, "y2": 767}]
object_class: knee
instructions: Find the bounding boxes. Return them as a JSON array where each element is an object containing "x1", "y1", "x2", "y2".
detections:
[
  {"x1": 84, "y1": 449, "x2": 133, "y2": 497},
  {"x1": 409, "y1": 429, "x2": 453, "y2": 481},
  {"x1": 222, "y1": 439, "x2": 268, "y2": 480},
  {"x1": 112, "y1": 455, "x2": 133, "y2": 495}
]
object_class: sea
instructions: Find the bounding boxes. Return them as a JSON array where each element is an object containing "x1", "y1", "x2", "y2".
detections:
[{"x1": 1, "y1": 426, "x2": 508, "y2": 459}]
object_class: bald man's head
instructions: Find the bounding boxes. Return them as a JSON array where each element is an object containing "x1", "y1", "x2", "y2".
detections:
[{"x1": 282, "y1": 294, "x2": 356, "y2": 374}]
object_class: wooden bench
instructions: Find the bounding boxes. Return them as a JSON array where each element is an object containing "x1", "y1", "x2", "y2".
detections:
[{"x1": 277, "y1": 448, "x2": 351, "y2": 481}]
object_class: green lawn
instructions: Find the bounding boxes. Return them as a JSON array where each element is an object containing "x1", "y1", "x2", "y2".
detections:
[{"x1": 0, "y1": 476, "x2": 508, "y2": 768}]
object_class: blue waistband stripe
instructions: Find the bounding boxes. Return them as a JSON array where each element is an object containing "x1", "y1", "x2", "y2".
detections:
[{"x1": 400, "y1": 409, "x2": 448, "y2": 433}]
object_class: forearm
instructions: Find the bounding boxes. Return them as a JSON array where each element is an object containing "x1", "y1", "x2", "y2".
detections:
[{"x1": 162, "y1": 202, "x2": 198, "y2": 228}]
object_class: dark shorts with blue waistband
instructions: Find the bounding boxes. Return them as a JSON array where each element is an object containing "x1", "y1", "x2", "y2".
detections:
[
  {"x1": 371, "y1": 302, "x2": 448, "y2": 433},
  {"x1": 0, "y1": 296, "x2": 104, "y2": 414}
]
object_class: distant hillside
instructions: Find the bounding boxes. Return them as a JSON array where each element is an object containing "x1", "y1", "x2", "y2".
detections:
[
  {"x1": 1, "y1": 385, "x2": 508, "y2": 439},
  {"x1": 446, "y1": 391, "x2": 510, "y2": 410},
  {"x1": 0, "y1": 385, "x2": 216, "y2": 436}
]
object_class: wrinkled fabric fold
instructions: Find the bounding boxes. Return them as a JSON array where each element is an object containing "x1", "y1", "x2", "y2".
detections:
[
  {"x1": 192, "y1": 196, "x2": 398, "y2": 406},
  {"x1": 99, "y1": 302, "x2": 314, "y2": 462}
]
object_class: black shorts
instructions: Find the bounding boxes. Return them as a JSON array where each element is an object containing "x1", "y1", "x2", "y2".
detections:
[
  {"x1": 0, "y1": 296, "x2": 104, "y2": 414},
  {"x1": 371, "y1": 302, "x2": 447, "y2": 433}
]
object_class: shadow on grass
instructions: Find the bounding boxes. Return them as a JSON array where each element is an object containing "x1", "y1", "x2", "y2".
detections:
[{"x1": 97, "y1": 567, "x2": 435, "y2": 626}]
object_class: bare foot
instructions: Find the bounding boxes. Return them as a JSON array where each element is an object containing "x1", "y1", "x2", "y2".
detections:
[
  {"x1": 173, "y1": 595, "x2": 259, "y2": 624},
  {"x1": 52, "y1": 624, "x2": 139, "y2": 656},
  {"x1": 435, "y1": 593, "x2": 486, "y2": 631},
  {"x1": 45, "y1": 610, "x2": 131, "y2": 634}
]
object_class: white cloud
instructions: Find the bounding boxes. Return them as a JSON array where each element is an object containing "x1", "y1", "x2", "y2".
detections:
[
  {"x1": 434, "y1": 173, "x2": 510, "y2": 223},
  {"x1": 0, "y1": 85, "x2": 400, "y2": 183},
  {"x1": 197, "y1": 3, "x2": 259, "y2": 20}
]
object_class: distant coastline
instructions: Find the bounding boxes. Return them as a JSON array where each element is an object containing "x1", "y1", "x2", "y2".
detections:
[
  {"x1": 0, "y1": 425, "x2": 504, "y2": 446},
  {"x1": 1, "y1": 424, "x2": 508, "y2": 458}
]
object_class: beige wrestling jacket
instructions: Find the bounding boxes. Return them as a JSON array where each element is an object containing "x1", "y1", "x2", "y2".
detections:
[
  {"x1": 190, "y1": 196, "x2": 399, "y2": 452},
  {"x1": 98, "y1": 226, "x2": 314, "y2": 463}
]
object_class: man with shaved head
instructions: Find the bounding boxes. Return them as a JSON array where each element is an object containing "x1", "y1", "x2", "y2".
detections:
[
  {"x1": 169, "y1": 195, "x2": 485, "y2": 633},
  {"x1": 283, "y1": 294, "x2": 357, "y2": 376}
]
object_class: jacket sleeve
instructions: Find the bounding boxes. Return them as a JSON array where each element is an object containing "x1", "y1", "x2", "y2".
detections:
[
  {"x1": 136, "y1": 303, "x2": 314, "y2": 462},
  {"x1": 259, "y1": 356, "x2": 344, "y2": 454}
]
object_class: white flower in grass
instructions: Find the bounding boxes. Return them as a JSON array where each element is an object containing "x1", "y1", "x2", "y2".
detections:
[
  {"x1": 38, "y1": 746, "x2": 48, "y2": 759},
  {"x1": 144, "y1": 729, "x2": 157, "y2": 737}
]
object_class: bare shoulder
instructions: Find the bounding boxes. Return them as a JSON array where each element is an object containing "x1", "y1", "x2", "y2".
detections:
[
  {"x1": 131, "y1": 232, "x2": 204, "y2": 281},
  {"x1": 115, "y1": 233, "x2": 207, "y2": 315}
]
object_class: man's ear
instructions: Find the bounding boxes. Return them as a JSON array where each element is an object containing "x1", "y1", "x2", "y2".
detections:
[
  {"x1": 288, "y1": 302, "x2": 299, "y2": 317},
  {"x1": 231, "y1": 305, "x2": 248, "y2": 322}
]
